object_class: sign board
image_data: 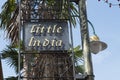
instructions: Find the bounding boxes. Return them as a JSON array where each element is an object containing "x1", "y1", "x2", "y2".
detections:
[{"x1": 23, "y1": 21, "x2": 69, "y2": 52}]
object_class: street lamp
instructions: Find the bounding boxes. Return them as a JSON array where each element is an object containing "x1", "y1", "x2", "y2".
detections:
[
  {"x1": 90, "y1": 35, "x2": 107, "y2": 54},
  {"x1": 87, "y1": 20, "x2": 107, "y2": 54},
  {"x1": 70, "y1": 0, "x2": 107, "y2": 80},
  {"x1": 78, "y1": 0, "x2": 108, "y2": 80}
]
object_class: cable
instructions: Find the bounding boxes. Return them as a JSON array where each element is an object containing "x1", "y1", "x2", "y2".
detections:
[{"x1": 98, "y1": 0, "x2": 120, "y2": 8}]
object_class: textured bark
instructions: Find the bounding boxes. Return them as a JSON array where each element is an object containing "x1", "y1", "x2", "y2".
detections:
[
  {"x1": 22, "y1": 53, "x2": 73, "y2": 80},
  {"x1": 79, "y1": 0, "x2": 94, "y2": 80},
  {"x1": 20, "y1": 0, "x2": 73, "y2": 80},
  {"x1": 0, "y1": 58, "x2": 3, "y2": 80}
]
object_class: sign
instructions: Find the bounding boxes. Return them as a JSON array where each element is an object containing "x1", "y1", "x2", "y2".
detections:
[{"x1": 23, "y1": 21, "x2": 69, "y2": 52}]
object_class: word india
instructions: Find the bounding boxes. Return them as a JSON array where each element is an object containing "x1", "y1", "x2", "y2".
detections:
[{"x1": 28, "y1": 24, "x2": 63, "y2": 47}]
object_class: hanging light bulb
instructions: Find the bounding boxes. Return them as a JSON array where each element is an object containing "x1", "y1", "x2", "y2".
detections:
[
  {"x1": 90, "y1": 35, "x2": 99, "y2": 41},
  {"x1": 90, "y1": 35, "x2": 107, "y2": 54}
]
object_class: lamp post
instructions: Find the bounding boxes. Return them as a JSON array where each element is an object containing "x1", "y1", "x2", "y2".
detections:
[
  {"x1": 78, "y1": 0, "x2": 94, "y2": 80},
  {"x1": 70, "y1": 0, "x2": 107, "y2": 80}
]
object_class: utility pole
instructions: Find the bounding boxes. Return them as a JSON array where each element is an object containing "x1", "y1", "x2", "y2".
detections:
[{"x1": 78, "y1": 0, "x2": 94, "y2": 80}]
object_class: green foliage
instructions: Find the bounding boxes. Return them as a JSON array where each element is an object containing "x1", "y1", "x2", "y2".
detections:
[
  {"x1": 0, "y1": 0, "x2": 19, "y2": 43},
  {"x1": 69, "y1": 45, "x2": 84, "y2": 74},
  {"x1": 74, "y1": 45, "x2": 83, "y2": 57},
  {"x1": 73, "y1": 45, "x2": 84, "y2": 74},
  {"x1": 1, "y1": 45, "x2": 23, "y2": 74},
  {"x1": 0, "y1": 0, "x2": 78, "y2": 44},
  {"x1": 0, "y1": 0, "x2": 17, "y2": 28},
  {"x1": 69, "y1": 3, "x2": 79, "y2": 27},
  {"x1": 75, "y1": 65, "x2": 84, "y2": 74}
]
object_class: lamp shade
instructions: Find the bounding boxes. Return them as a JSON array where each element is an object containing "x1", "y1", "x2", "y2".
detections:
[{"x1": 90, "y1": 41, "x2": 107, "y2": 54}]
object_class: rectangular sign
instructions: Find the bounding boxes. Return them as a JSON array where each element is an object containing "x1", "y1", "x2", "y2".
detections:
[{"x1": 23, "y1": 21, "x2": 69, "y2": 52}]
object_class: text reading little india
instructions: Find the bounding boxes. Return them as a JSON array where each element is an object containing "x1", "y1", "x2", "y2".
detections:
[{"x1": 28, "y1": 24, "x2": 64, "y2": 47}]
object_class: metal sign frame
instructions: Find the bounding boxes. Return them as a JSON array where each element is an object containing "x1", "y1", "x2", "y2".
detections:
[
  {"x1": 18, "y1": 0, "x2": 77, "y2": 80},
  {"x1": 23, "y1": 21, "x2": 70, "y2": 53}
]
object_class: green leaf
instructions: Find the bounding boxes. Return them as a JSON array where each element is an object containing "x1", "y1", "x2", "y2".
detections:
[
  {"x1": 1, "y1": 45, "x2": 23, "y2": 74},
  {"x1": 75, "y1": 65, "x2": 84, "y2": 74}
]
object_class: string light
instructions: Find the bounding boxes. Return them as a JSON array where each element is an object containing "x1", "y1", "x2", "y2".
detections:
[{"x1": 98, "y1": 0, "x2": 120, "y2": 8}]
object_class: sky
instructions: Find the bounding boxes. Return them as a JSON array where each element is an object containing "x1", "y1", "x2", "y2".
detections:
[{"x1": 0, "y1": 0, "x2": 120, "y2": 80}]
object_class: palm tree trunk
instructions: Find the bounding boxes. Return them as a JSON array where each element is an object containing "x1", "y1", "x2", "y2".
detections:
[
  {"x1": 22, "y1": 53, "x2": 73, "y2": 80},
  {"x1": 0, "y1": 57, "x2": 3, "y2": 80},
  {"x1": 78, "y1": 0, "x2": 94, "y2": 80},
  {"x1": 20, "y1": 0, "x2": 74, "y2": 80}
]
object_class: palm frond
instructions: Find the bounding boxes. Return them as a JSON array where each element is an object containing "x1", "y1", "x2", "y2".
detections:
[
  {"x1": 1, "y1": 45, "x2": 23, "y2": 74},
  {"x1": 75, "y1": 65, "x2": 84, "y2": 74},
  {"x1": 0, "y1": 0, "x2": 78, "y2": 44},
  {"x1": 0, "y1": 0, "x2": 19, "y2": 43}
]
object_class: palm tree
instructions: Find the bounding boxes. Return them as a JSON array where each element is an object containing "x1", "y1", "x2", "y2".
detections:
[
  {"x1": 1, "y1": 44, "x2": 83, "y2": 80},
  {"x1": 0, "y1": 0, "x2": 19, "y2": 44},
  {"x1": 1, "y1": 45, "x2": 22, "y2": 80},
  {"x1": 0, "y1": 55, "x2": 3, "y2": 80},
  {"x1": 0, "y1": 0, "x2": 78, "y2": 44},
  {"x1": 1, "y1": 45, "x2": 23, "y2": 74},
  {"x1": 0, "y1": 0, "x2": 81, "y2": 80}
]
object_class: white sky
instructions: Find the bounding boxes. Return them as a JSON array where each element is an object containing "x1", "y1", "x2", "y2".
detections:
[{"x1": 0, "y1": 0, "x2": 120, "y2": 80}]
